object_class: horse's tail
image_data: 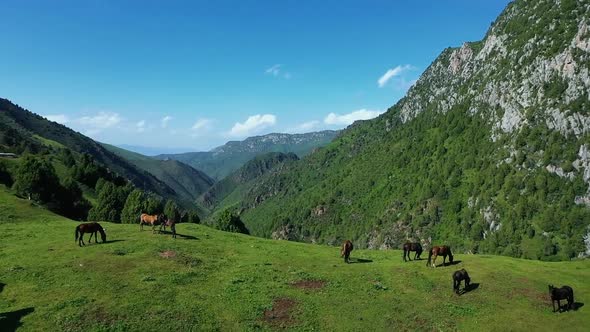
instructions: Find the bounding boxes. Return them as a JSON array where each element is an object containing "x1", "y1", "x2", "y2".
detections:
[
  {"x1": 75, "y1": 225, "x2": 80, "y2": 242},
  {"x1": 426, "y1": 249, "x2": 433, "y2": 267}
]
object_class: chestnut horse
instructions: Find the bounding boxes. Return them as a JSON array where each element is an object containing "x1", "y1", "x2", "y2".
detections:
[
  {"x1": 548, "y1": 285, "x2": 574, "y2": 312},
  {"x1": 140, "y1": 213, "x2": 163, "y2": 233},
  {"x1": 75, "y1": 222, "x2": 106, "y2": 247},
  {"x1": 341, "y1": 240, "x2": 353, "y2": 263},
  {"x1": 402, "y1": 242, "x2": 423, "y2": 262},
  {"x1": 426, "y1": 245, "x2": 453, "y2": 267}
]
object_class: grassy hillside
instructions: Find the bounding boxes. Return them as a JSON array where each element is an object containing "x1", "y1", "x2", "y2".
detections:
[
  {"x1": 101, "y1": 143, "x2": 214, "y2": 203},
  {"x1": 157, "y1": 131, "x2": 339, "y2": 180},
  {"x1": 0, "y1": 189, "x2": 588, "y2": 331}
]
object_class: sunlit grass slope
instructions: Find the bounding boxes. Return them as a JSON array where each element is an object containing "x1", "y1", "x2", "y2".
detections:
[{"x1": 0, "y1": 189, "x2": 588, "y2": 331}]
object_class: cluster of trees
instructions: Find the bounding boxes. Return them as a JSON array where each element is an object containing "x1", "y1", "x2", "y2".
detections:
[
  {"x1": 6, "y1": 150, "x2": 201, "y2": 225},
  {"x1": 12, "y1": 155, "x2": 91, "y2": 220},
  {"x1": 213, "y1": 209, "x2": 249, "y2": 234},
  {"x1": 117, "y1": 188, "x2": 200, "y2": 224}
]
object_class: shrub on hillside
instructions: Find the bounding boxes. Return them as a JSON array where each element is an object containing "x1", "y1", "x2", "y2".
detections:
[{"x1": 214, "y1": 209, "x2": 249, "y2": 234}]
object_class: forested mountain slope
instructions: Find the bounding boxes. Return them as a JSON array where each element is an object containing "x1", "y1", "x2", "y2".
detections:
[
  {"x1": 0, "y1": 98, "x2": 175, "y2": 198},
  {"x1": 239, "y1": 0, "x2": 590, "y2": 260},
  {"x1": 199, "y1": 152, "x2": 299, "y2": 212},
  {"x1": 102, "y1": 143, "x2": 214, "y2": 202}
]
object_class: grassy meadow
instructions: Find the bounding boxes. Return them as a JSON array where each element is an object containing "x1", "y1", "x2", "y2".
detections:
[{"x1": 0, "y1": 189, "x2": 588, "y2": 331}]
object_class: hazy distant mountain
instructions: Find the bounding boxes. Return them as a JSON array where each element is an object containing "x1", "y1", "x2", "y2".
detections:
[
  {"x1": 117, "y1": 144, "x2": 193, "y2": 156},
  {"x1": 156, "y1": 130, "x2": 340, "y2": 180}
]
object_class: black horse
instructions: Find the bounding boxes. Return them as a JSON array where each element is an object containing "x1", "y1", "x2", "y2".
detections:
[
  {"x1": 549, "y1": 285, "x2": 574, "y2": 312},
  {"x1": 452, "y1": 269, "x2": 471, "y2": 294},
  {"x1": 75, "y1": 222, "x2": 106, "y2": 247},
  {"x1": 402, "y1": 242, "x2": 423, "y2": 262}
]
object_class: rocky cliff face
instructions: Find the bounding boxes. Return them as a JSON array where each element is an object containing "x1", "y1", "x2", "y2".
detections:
[{"x1": 239, "y1": 0, "x2": 590, "y2": 260}]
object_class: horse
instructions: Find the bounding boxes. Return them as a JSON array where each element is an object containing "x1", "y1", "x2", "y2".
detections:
[
  {"x1": 452, "y1": 269, "x2": 471, "y2": 294},
  {"x1": 402, "y1": 242, "x2": 423, "y2": 262},
  {"x1": 75, "y1": 222, "x2": 106, "y2": 247},
  {"x1": 426, "y1": 245, "x2": 453, "y2": 267},
  {"x1": 341, "y1": 240, "x2": 353, "y2": 263},
  {"x1": 548, "y1": 285, "x2": 574, "y2": 312},
  {"x1": 140, "y1": 213, "x2": 164, "y2": 233},
  {"x1": 160, "y1": 219, "x2": 176, "y2": 239}
]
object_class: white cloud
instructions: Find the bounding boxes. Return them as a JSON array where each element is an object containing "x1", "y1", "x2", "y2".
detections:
[
  {"x1": 45, "y1": 114, "x2": 69, "y2": 124},
  {"x1": 378, "y1": 64, "x2": 413, "y2": 88},
  {"x1": 293, "y1": 120, "x2": 321, "y2": 133},
  {"x1": 136, "y1": 120, "x2": 146, "y2": 133},
  {"x1": 161, "y1": 115, "x2": 172, "y2": 128},
  {"x1": 265, "y1": 64, "x2": 291, "y2": 79},
  {"x1": 77, "y1": 112, "x2": 121, "y2": 129},
  {"x1": 324, "y1": 109, "x2": 383, "y2": 126},
  {"x1": 191, "y1": 118, "x2": 212, "y2": 131},
  {"x1": 265, "y1": 64, "x2": 282, "y2": 76},
  {"x1": 229, "y1": 114, "x2": 276, "y2": 137}
]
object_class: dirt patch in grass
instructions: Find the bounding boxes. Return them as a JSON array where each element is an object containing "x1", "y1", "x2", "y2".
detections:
[
  {"x1": 159, "y1": 250, "x2": 176, "y2": 258},
  {"x1": 291, "y1": 279, "x2": 326, "y2": 290},
  {"x1": 509, "y1": 287, "x2": 550, "y2": 308},
  {"x1": 262, "y1": 297, "x2": 298, "y2": 328}
]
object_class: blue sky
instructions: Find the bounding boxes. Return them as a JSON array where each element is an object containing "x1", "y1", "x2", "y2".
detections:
[{"x1": 1, "y1": 0, "x2": 510, "y2": 153}]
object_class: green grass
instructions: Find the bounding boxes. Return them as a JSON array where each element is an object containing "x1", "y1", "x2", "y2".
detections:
[{"x1": 0, "y1": 190, "x2": 588, "y2": 331}]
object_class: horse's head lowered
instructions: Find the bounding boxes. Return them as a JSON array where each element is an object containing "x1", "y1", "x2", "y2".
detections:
[{"x1": 99, "y1": 225, "x2": 107, "y2": 243}]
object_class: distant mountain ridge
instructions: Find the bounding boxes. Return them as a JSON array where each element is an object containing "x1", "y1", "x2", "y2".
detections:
[{"x1": 156, "y1": 130, "x2": 339, "y2": 179}]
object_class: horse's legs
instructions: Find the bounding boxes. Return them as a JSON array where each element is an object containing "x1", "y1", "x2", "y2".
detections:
[
  {"x1": 89, "y1": 232, "x2": 94, "y2": 243},
  {"x1": 432, "y1": 255, "x2": 437, "y2": 268},
  {"x1": 443, "y1": 256, "x2": 446, "y2": 266}
]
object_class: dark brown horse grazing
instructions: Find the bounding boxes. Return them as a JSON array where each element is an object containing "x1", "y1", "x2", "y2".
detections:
[
  {"x1": 403, "y1": 242, "x2": 423, "y2": 262},
  {"x1": 452, "y1": 269, "x2": 471, "y2": 294},
  {"x1": 160, "y1": 219, "x2": 176, "y2": 239},
  {"x1": 341, "y1": 240, "x2": 353, "y2": 263},
  {"x1": 140, "y1": 213, "x2": 163, "y2": 233},
  {"x1": 75, "y1": 223, "x2": 106, "y2": 247},
  {"x1": 549, "y1": 285, "x2": 574, "y2": 312},
  {"x1": 426, "y1": 245, "x2": 454, "y2": 267}
]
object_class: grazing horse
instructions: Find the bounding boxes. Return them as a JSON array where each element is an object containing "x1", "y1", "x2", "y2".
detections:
[
  {"x1": 75, "y1": 223, "x2": 106, "y2": 247},
  {"x1": 160, "y1": 219, "x2": 176, "y2": 239},
  {"x1": 341, "y1": 240, "x2": 353, "y2": 263},
  {"x1": 426, "y1": 245, "x2": 454, "y2": 267},
  {"x1": 548, "y1": 285, "x2": 574, "y2": 312},
  {"x1": 452, "y1": 269, "x2": 471, "y2": 294},
  {"x1": 402, "y1": 242, "x2": 423, "y2": 262},
  {"x1": 140, "y1": 213, "x2": 163, "y2": 233}
]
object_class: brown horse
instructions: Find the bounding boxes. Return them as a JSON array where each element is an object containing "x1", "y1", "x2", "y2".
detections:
[
  {"x1": 75, "y1": 222, "x2": 106, "y2": 247},
  {"x1": 341, "y1": 240, "x2": 353, "y2": 263},
  {"x1": 426, "y1": 245, "x2": 453, "y2": 267},
  {"x1": 160, "y1": 219, "x2": 176, "y2": 239},
  {"x1": 140, "y1": 213, "x2": 163, "y2": 233},
  {"x1": 549, "y1": 285, "x2": 574, "y2": 312},
  {"x1": 402, "y1": 242, "x2": 423, "y2": 262}
]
